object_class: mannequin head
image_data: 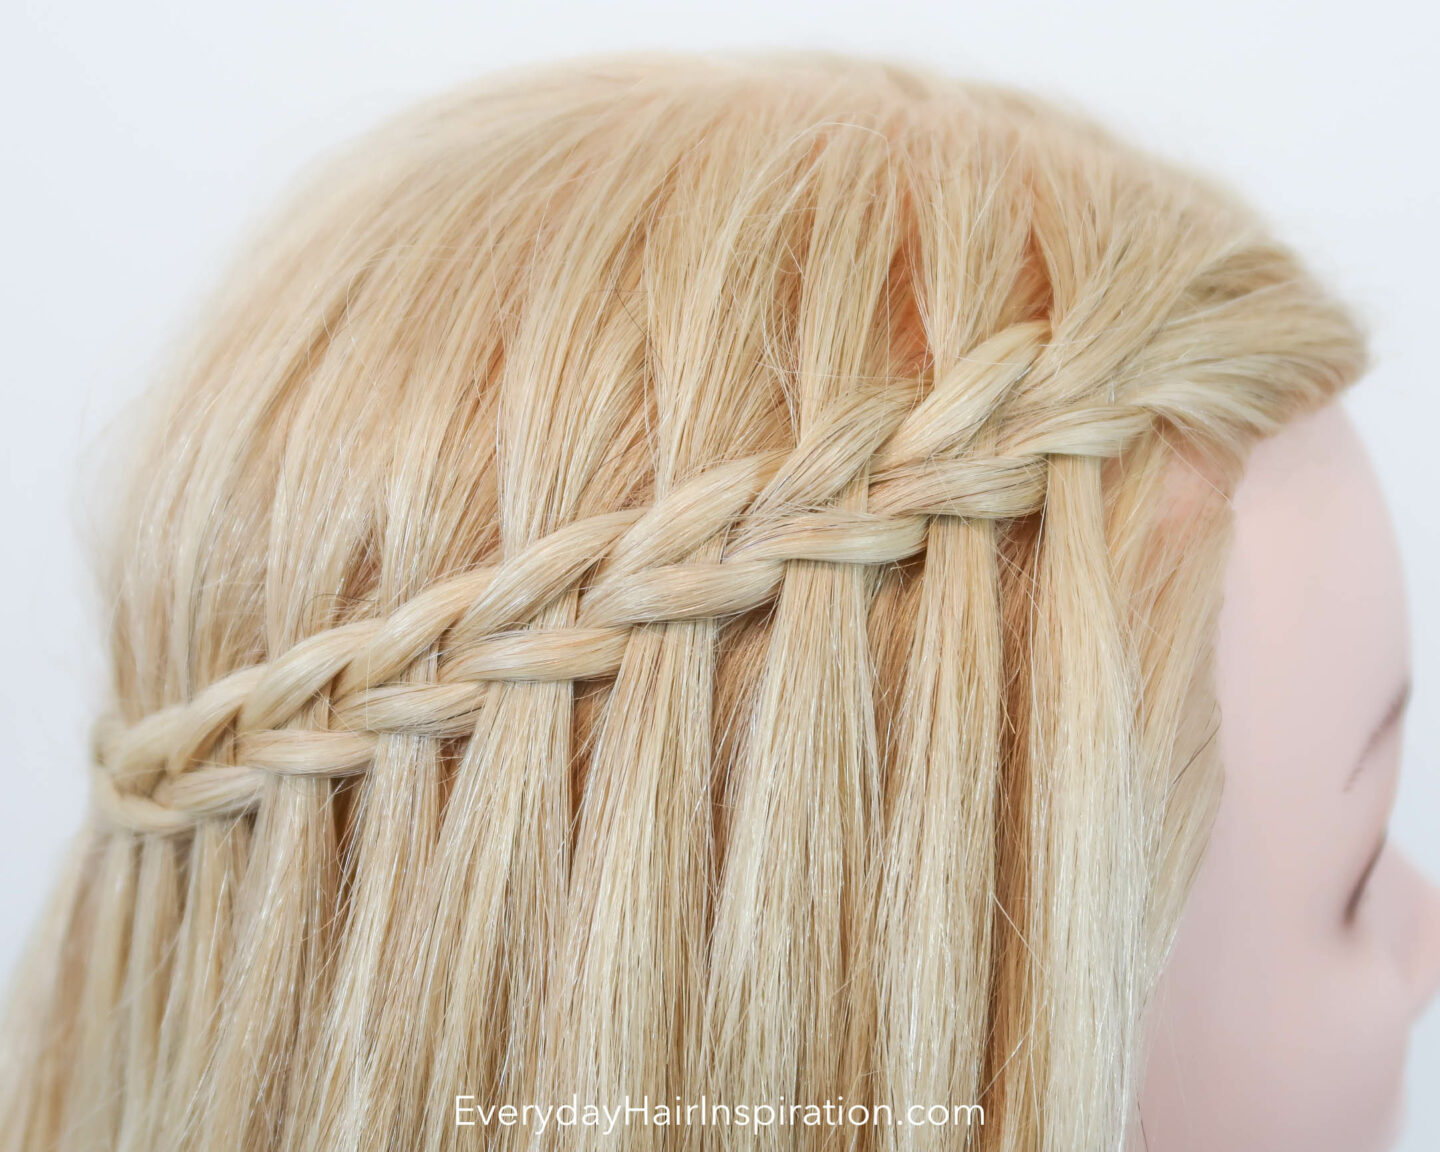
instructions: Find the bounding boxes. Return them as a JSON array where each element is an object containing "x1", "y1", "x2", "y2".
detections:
[
  {"x1": 1137, "y1": 400, "x2": 1440, "y2": 1151},
  {"x1": 1, "y1": 50, "x2": 1416, "y2": 1152}
]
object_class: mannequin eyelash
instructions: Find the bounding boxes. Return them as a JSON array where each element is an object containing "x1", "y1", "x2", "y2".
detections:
[{"x1": 1346, "y1": 831, "x2": 1388, "y2": 923}]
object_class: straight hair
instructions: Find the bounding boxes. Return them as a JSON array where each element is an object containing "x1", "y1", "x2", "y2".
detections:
[{"x1": 1, "y1": 50, "x2": 1365, "y2": 1152}]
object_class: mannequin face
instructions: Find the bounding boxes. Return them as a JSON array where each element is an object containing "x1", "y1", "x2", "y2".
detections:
[{"x1": 1134, "y1": 400, "x2": 1440, "y2": 1151}]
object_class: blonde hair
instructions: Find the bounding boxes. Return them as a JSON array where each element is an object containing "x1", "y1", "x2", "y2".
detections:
[{"x1": 1, "y1": 50, "x2": 1365, "y2": 1152}]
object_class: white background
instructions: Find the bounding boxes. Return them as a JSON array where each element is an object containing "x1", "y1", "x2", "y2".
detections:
[{"x1": 2, "y1": 1, "x2": 1436, "y2": 1146}]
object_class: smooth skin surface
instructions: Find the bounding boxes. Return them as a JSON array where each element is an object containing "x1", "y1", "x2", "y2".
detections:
[{"x1": 1135, "y1": 400, "x2": 1440, "y2": 1150}]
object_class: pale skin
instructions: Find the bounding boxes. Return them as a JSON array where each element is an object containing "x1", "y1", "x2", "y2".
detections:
[{"x1": 1134, "y1": 399, "x2": 1440, "y2": 1150}]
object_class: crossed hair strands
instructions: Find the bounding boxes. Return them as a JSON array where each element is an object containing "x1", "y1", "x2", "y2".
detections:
[{"x1": 90, "y1": 316, "x2": 1174, "y2": 836}]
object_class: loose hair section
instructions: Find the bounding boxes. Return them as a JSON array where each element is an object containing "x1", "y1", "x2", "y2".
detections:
[{"x1": 2, "y1": 50, "x2": 1366, "y2": 1152}]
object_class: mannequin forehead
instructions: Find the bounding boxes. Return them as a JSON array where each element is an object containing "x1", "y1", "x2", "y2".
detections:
[{"x1": 1216, "y1": 400, "x2": 1409, "y2": 799}]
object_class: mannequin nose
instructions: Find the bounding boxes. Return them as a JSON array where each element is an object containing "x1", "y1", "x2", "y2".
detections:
[{"x1": 1390, "y1": 849, "x2": 1440, "y2": 1016}]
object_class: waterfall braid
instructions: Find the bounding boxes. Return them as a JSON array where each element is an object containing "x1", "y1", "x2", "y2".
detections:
[{"x1": 1, "y1": 50, "x2": 1366, "y2": 1152}]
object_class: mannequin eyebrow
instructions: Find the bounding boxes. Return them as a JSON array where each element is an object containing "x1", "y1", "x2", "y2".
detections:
[{"x1": 1343, "y1": 677, "x2": 1412, "y2": 792}]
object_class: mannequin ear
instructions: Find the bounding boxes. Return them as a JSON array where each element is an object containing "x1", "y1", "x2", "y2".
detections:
[{"x1": 1155, "y1": 425, "x2": 1239, "y2": 531}]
